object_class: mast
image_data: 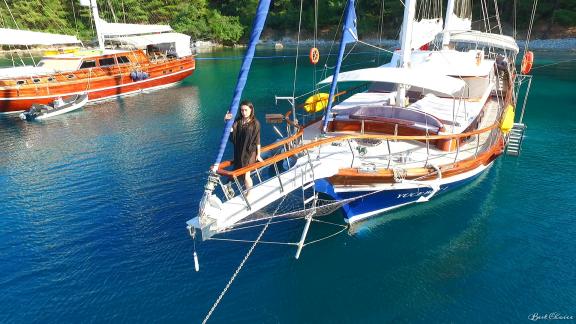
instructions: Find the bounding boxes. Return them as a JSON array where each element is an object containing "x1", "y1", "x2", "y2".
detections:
[
  {"x1": 395, "y1": 0, "x2": 417, "y2": 107},
  {"x1": 90, "y1": 0, "x2": 105, "y2": 51},
  {"x1": 321, "y1": 0, "x2": 358, "y2": 133},
  {"x1": 211, "y1": 0, "x2": 271, "y2": 171},
  {"x1": 442, "y1": 0, "x2": 456, "y2": 48}
]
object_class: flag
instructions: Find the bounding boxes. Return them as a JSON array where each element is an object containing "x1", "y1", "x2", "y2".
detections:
[{"x1": 342, "y1": 0, "x2": 358, "y2": 45}]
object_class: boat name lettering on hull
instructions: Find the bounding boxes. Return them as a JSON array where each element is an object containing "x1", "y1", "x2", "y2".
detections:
[{"x1": 396, "y1": 187, "x2": 447, "y2": 199}]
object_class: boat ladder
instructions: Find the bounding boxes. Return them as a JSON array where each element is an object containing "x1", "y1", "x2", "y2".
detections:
[
  {"x1": 506, "y1": 123, "x2": 527, "y2": 156},
  {"x1": 295, "y1": 149, "x2": 318, "y2": 259}
]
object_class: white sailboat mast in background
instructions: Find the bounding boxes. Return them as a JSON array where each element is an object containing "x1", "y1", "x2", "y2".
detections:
[
  {"x1": 80, "y1": 0, "x2": 105, "y2": 51},
  {"x1": 395, "y1": 0, "x2": 417, "y2": 108},
  {"x1": 90, "y1": 0, "x2": 106, "y2": 51},
  {"x1": 442, "y1": 0, "x2": 456, "y2": 48},
  {"x1": 442, "y1": 0, "x2": 473, "y2": 48}
]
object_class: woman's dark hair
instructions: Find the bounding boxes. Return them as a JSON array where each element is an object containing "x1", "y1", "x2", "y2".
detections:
[{"x1": 236, "y1": 100, "x2": 255, "y2": 122}]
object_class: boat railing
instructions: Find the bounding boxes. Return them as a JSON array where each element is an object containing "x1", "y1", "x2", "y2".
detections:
[{"x1": 213, "y1": 112, "x2": 503, "y2": 206}]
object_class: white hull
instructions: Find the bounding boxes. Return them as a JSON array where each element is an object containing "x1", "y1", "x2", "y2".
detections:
[{"x1": 36, "y1": 96, "x2": 88, "y2": 120}]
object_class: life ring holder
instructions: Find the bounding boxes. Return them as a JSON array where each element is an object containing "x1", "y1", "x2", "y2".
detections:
[
  {"x1": 521, "y1": 51, "x2": 534, "y2": 74},
  {"x1": 309, "y1": 47, "x2": 320, "y2": 65}
]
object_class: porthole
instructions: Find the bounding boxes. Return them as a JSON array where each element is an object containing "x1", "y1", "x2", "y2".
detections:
[
  {"x1": 32, "y1": 78, "x2": 41, "y2": 83},
  {"x1": 16, "y1": 80, "x2": 25, "y2": 85},
  {"x1": 47, "y1": 77, "x2": 56, "y2": 82},
  {"x1": 67, "y1": 74, "x2": 75, "y2": 79}
]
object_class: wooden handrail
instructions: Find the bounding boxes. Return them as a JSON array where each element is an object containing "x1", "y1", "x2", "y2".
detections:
[{"x1": 218, "y1": 119, "x2": 501, "y2": 178}]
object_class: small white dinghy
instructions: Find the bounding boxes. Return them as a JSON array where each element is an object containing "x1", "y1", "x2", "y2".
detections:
[{"x1": 19, "y1": 93, "x2": 88, "y2": 121}]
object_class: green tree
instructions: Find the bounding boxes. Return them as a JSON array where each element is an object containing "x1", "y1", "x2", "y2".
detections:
[{"x1": 206, "y1": 9, "x2": 244, "y2": 44}]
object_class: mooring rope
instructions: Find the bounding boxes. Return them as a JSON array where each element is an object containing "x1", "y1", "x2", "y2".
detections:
[
  {"x1": 194, "y1": 51, "x2": 384, "y2": 61},
  {"x1": 530, "y1": 58, "x2": 576, "y2": 70}
]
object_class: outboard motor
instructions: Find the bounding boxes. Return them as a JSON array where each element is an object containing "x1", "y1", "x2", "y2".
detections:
[{"x1": 20, "y1": 105, "x2": 42, "y2": 121}]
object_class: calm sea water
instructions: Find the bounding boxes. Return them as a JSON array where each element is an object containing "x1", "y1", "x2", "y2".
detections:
[{"x1": 1, "y1": 48, "x2": 575, "y2": 323}]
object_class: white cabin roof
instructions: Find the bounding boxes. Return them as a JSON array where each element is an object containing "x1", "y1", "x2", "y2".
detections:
[
  {"x1": 385, "y1": 49, "x2": 496, "y2": 77},
  {"x1": 98, "y1": 19, "x2": 173, "y2": 37},
  {"x1": 0, "y1": 66, "x2": 55, "y2": 78},
  {"x1": 107, "y1": 33, "x2": 192, "y2": 57},
  {"x1": 0, "y1": 28, "x2": 81, "y2": 46},
  {"x1": 410, "y1": 50, "x2": 495, "y2": 76},
  {"x1": 319, "y1": 67, "x2": 466, "y2": 96},
  {"x1": 449, "y1": 30, "x2": 519, "y2": 54}
]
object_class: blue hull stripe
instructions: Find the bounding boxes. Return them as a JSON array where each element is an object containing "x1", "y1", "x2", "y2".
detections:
[{"x1": 315, "y1": 170, "x2": 484, "y2": 223}]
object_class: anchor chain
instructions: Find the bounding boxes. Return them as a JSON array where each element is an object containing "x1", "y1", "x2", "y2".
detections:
[{"x1": 202, "y1": 195, "x2": 287, "y2": 324}]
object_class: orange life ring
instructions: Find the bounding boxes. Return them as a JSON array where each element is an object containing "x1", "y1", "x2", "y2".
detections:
[
  {"x1": 309, "y1": 47, "x2": 320, "y2": 65},
  {"x1": 521, "y1": 51, "x2": 534, "y2": 74}
]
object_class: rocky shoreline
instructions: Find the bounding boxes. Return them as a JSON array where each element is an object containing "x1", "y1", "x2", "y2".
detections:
[
  {"x1": 194, "y1": 37, "x2": 576, "y2": 50},
  {"x1": 2, "y1": 37, "x2": 573, "y2": 56},
  {"x1": 260, "y1": 38, "x2": 576, "y2": 50},
  {"x1": 516, "y1": 38, "x2": 576, "y2": 49}
]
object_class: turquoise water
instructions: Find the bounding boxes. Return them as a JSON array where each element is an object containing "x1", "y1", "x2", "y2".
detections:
[{"x1": 1, "y1": 48, "x2": 575, "y2": 323}]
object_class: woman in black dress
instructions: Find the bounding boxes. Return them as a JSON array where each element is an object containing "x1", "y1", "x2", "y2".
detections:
[{"x1": 226, "y1": 100, "x2": 262, "y2": 194}]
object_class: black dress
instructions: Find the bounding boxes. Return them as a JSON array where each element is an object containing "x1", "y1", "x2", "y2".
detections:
[{"x1": 230, "y1": 119, "x2": 261, "y2": 169}]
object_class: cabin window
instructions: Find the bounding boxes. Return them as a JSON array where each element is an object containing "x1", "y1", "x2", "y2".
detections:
[
  {"x1": 117, "y1": 56, "x2": 130, "y2": 64},
  {"x1": 67, "y1": 74, "x2": 75, "y2": 79},
  {"x1": 47, "y1": 77, "x2": 56, "y2": 82},
  {"x1": 32, "y1": 78, "x2": 41, "y2": 83},
  {"x1": 16, "y1": 80, "x2": 25, "y2": 85},
  {"x1": 99, "y1": 58, "x2": 116, "y2": 67},
  {"x1": 80, "y1": 60, "x2": 96, "y2": 69}
]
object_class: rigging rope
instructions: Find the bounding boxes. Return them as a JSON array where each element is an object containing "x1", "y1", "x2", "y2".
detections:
[
  {"x1": 70, "y1": 0, "x2": 79, "y2": 36},
  {"x1": 195, "y1": 51, "x2": 382, "y2": 61},
  {"x1": 121, "y1": 0, "x2": 127, "y2": 24},
  {"x1": 37, "y1": 0, "x2": 70, "y2": 32},
  {"x1": 0, "y1": 10, "x2": 20, "y2": 67},
  {"x1": 291, "y1": 0, "x2": 304, "y2": 108},
  {"x1": 2, "y1": 0, "x2": 36, "y2": 65},
  {"x1": 480, "y1": 0, "x2": 490, "y2": 33},
  {"x1": 525, "y1": 0, "x2": 539, "y2": 51},
  {"x1": 492, "y1": 0, "x2": 502, "y2": 34},
  {"x1": 106, "y1": 0, "x2": 117, "y2": 23},
  {"x1": 356, "y1": 40, "x2": 397, "y2": 55},
  {"x1": 312, "y1": 0, "x2": 318, "y2": 95},
  {"x1": 530, "y1": 58, "x2": 576, "y2": 70},
  {"x1": 377, "y1": 0, "x2": 385, "y2": 65},
  {"x1": 324, "y1": 4, "x2": 346, "y2": 71}
]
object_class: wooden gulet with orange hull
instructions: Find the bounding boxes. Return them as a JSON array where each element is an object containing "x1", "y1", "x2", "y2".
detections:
[
  {"x1": 186, "y1": 0, "x2": 535, "y2": 263},
  {"x1": 0, "y1": 50, "x2": 195, "y2": 114},
  {"x1": 0, "y1": 0, "x2": 195, "y2": 114}
]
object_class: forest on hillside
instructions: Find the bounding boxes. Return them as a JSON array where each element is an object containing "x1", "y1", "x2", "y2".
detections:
[{"x1": 1, "y1": 0, "x2": 575, "y2": 45}]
